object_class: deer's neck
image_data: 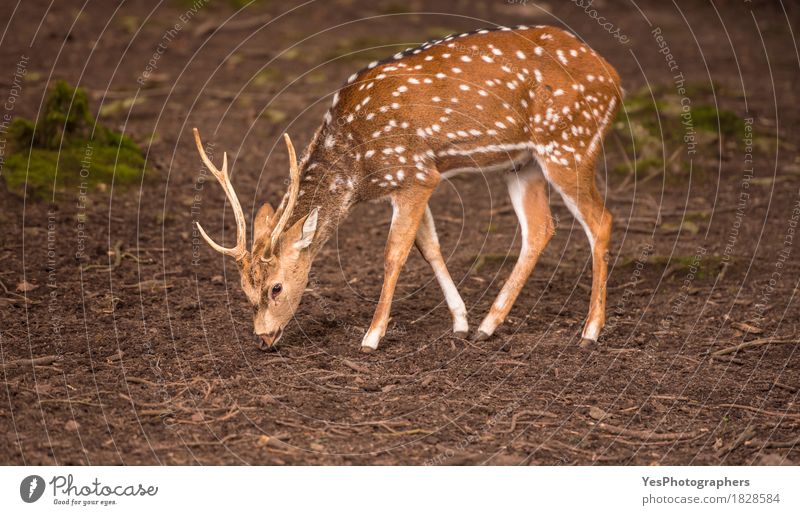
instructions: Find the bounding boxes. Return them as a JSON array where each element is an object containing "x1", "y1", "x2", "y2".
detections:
[{"x1": 287, "y1": 158, "x2": 359, "y2": 259}]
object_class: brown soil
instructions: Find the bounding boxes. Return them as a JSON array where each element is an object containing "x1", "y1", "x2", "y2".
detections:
[{"x1": 1, "y1": 0, "x2": 798, "y2": 465}]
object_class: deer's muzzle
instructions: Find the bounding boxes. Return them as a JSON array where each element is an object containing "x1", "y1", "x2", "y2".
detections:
[{"x1": 256, "y1": 329, "x2": 283, "y2": 351}]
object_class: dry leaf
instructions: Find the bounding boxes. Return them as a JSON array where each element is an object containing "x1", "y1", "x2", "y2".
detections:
[
  {"x1": 16, "y1": 280, "x2": 38, "y2": 292},
  {"x1": 64, "y1": 420, "x2": 80, "y2": 432}
]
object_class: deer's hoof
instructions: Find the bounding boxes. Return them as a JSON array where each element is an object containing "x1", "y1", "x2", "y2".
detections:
[
  {"x1": 471, "y1": 330, "x2": 491, "y2": 342},
  {"x1": 360, "y1": 345, "x2": 375, "y2": 354},
  {"x1": 453, "y1": 330, "x2": 468, "y2": 339},
  {"x1": 579, "y1": 338, "x2": 597, "y2": 350}
]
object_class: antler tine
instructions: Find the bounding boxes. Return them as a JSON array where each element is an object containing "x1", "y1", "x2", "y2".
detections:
[
  {"x1": 193, "y1": 128, "x2": 248, "y2": 261},
  {"x1": 269, "y1": 133, "x2": 301, "y2": 254}
]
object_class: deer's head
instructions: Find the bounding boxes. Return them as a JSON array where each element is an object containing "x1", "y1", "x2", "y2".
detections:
[{"x1": 193, "y1": 129, "x2": 318, "y2": 351}]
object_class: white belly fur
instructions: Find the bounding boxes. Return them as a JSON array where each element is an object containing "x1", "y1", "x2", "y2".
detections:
[{"x1": 440, "y1": 151, "x2": 533, "y2": 179}]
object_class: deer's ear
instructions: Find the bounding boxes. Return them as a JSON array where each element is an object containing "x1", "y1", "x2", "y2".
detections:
[
  {"x1": 253, "y1": 202, "x2": 276, "y2": 243},
  {"x1": 283, "y1": 207, "x2": 319, "y2": 252}
]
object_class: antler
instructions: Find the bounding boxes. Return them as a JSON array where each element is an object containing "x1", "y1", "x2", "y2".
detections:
[
  {"x1": 193, "y1": 128, "x2": 248, "y2": 261},
  {"x1": 268, "y1": 133, "x2": 301, "y2": 254}
]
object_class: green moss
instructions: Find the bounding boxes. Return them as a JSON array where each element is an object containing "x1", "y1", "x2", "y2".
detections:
[
  {"x1": 98, "y1": 97, "x2": 144, "y2": 118},
  {"x1": 260, "y1": 108, "x2": 287, "y2": 123},
  {"x1": 253, "y1": 67, "x2": 284, "y2": 86},
  {"x1": 2, "y1": 80, "x2": 147, "y2": 199},
  {"x1": 618, "y1": 85, "x2": 746, "y2": 142},
  {"x1": 119, "y1": 15, "x2": 140, "y2": 35},
  {"x1": 628, "y1": 253, "x2": 725, "y2": 280},
  {"x1": 613, "y1": 83, "x2": 749, "y2": 184},
  {"x1": 621, "y1": 88, "x2": 665, "y2": 115},
  {"x1": 635, "y1": 156, "x2": 664, "y2": 174},
  {"x1": 690, "y1": 105, "x2": 745, "y2": 137}
]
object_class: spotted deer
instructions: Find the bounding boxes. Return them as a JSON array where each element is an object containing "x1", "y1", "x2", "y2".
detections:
[{"x1": 195, "y1": 25, "x2": 622, "y2": 352}]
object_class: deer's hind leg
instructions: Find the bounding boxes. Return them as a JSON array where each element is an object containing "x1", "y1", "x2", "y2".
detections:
[
  {"x1": 537, "y1": 97, "x2": 619, "y2": 348},
  {"x1": 474, "y1": 162, "x2": 555, "y2": 341},
  {"x1": 539, "y1": 158, "x2": 613, "y2": 348},
  {"x1": 415, "y1": 206, "x2": 469, "y2": 337}
]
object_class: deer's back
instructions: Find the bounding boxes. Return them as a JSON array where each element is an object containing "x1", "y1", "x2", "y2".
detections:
[{"x1": 319, "y1": 25, "x2": 622, "y2": 192}]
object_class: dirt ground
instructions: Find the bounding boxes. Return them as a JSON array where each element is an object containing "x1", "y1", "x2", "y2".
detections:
[{"x1": 1, "y1": 0, "x2": 798, "y2": 465}]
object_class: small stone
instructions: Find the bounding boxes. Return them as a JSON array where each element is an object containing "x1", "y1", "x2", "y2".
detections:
[{"x1": 588, "y1": 406, "x2": 609, "y2": 421}]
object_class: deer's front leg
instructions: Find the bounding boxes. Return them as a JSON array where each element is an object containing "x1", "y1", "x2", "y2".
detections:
[{"x1": 361, "y1": 186, "x2": 435, "y2": 352}]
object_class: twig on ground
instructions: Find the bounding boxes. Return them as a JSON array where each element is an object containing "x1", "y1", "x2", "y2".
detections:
[
  {"x1": 708, "y1": 337, "x2": 797, "y2": 357},
  {"x1": 376, "y1": 428, "x2": 432, "y2": 437},
  {"x1": 592, "y1": 422, "x2": 705, "y2": 441},
  {"x1": 503, "y1": 409, "x2": 558, "y2": 433},
  {"x1": 275, "y1": 419, "x2": 320, "y2": 432},
  {"x1": 38, "y1": 398, "x2": 106, "y2": 408},
  {"x1": 595, "y1": 430, "x2": 707, "y2": 447},
  {"x1": 710, "y1": 354, "x2": 745, "y2": 365},
  {"x1": 341, "y1": 359, "x2": 371, "y2": 374},
  {"x1": 748, "y1": 437, "x2": 800, "y2": 449},
  {"x1": 715, "y1": 403, "x2": 800, "y2": 420},
  {"x1": 5, "y1": 355, "x2": 60, "y2": 367},
  {"x1": 538, "y1": 439, "x2": 626, "y2": 462},
  {"x1": 120, "y1": 279, "x2": 174, "y2": 290},
  {"x1": 119, "y1": 393, "x2": 174, "y2": 408},
  {"x1": 125, "y1": 376, "x2": 162, "y2": 387},
  {"x1": 154, "y1": 434, "x2": 244, "y2": 451},
  {"x1": 138, "y1": 408, "x2": 174, "y2": 417},
  {"x1": 82, "y1": 240, "x2": 139, "y2": 272},
  {"x1": 171, "y1": 408, "x2": 241, "y2": 426},
  {"x1": 717, "y1": 425, "x2": 756, "y2": 458},
  {"x1": 461, "y1": 337, "x2": 490, "y2": 354}
]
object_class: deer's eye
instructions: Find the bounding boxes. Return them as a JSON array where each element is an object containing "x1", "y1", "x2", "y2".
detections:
[{"x1": 270, "y1": 283, "x2": 283, "y2": 299}]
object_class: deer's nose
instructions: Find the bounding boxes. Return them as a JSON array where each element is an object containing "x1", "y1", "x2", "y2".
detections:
[{"x1": 256, "y1": 328, "x2": 282, "y2": 351}]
